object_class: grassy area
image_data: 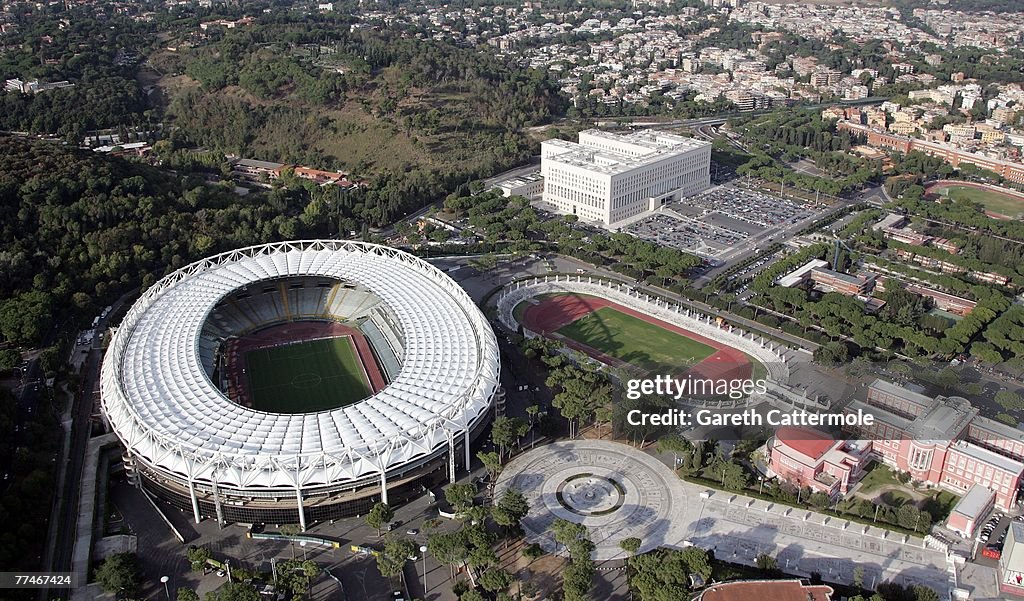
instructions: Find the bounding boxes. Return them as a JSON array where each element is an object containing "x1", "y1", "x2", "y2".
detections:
[
  {"x1": 855, "y1": 462, "x2": 902, "y2": 494},
  {"x1": 933, "y1": 184, "x2": 1024, "y2": 218},
  {"x1": 557, "y1": 306, "x2": 717, "y2": 373},
  {"x1": 244, "y1": 336, "x2": 371, "y2": 413}
]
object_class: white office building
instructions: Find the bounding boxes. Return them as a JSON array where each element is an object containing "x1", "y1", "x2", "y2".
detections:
[{"x1": 540, "y1": 129, "x2": 711, "y2": 228}]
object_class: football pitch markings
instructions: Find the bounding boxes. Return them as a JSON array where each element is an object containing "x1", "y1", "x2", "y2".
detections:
[
  {"x1": 243, "y1": 336, "x2": 371, "y2": 413},
  {"x1": 556, "y1": 306, "x2": 717, "y2": 373}
]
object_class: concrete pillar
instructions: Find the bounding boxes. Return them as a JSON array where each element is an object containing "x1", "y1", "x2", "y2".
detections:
[
  {"x1": 188, "y1": 479, "x2": 201, "y2": 524},
  {"x1": 212, "y1": 478, "x2": 225, "y2": 528},
  {"x1": 464, "y1": 429, "x2": 471, "y2": 472},
  {"x1": 448, "y1": 431, "x2": 457, "y2": 483},
  {"x1": 296, "y1": 486, "x2": 307, "y2": 531},
  {"x1": 380, "y1": 469, "x2": 389, "y2": 506}
]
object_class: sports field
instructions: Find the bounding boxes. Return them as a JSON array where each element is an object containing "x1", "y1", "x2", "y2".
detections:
[
  {"x1": 243, "y1": 337, "x2": 371, "y2": 413},
  {"x1": 931, "y1": 183, "x2": 1024, "y2": 218},
  {"x1": 557, "y1": 306, "x2": 716, "y2": 373}
]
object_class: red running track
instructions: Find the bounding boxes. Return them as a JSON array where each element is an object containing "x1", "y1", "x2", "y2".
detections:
[{"x1": 521, "y1": 294, "x2": 753, "y2": 382}]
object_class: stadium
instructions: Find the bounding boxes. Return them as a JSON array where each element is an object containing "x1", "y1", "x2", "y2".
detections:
[
  {"x1": 100, "y1": 241, "x2": 500, "y2": 528},
  {"x1": 497, "y1": 275, "x2": 790, "y2": 401}
]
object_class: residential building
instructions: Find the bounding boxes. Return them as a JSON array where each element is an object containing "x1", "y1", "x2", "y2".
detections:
[
  {"x1": 231, "y1": 158, "x2": 286, "y2": 179},
  {"x1": 5, "y1": 78, "x2": 74, "y2": 94},
  {"x1": 839, "y1": 121, "x2": 1024, "y2": 184},
  {"x1": 540, "y1": 129, "x2": 710, "y2": 227}
]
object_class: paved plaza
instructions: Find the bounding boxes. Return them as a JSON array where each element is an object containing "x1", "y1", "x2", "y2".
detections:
[
  {"x1": 495, "y1": 439, "x2": 689, "y2": 560},
  {"x1": 496, "y1": 440, "x2": 954, "y2": 597}
]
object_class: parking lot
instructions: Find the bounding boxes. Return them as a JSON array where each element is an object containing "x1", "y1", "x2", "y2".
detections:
[
  {"x1": 618, "y1": 186, "x2": 828, "y2": 264},
  {"x1": 677, "y1": 186, "x2": 820, "y2": 230},
  {"x1": 622, "y1": 213, "x2": 748, "y2": 259}
]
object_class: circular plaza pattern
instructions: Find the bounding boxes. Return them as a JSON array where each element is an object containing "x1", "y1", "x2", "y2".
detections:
[{"x1": 494, "y1": 439, "x2": 687, "y2": 560}]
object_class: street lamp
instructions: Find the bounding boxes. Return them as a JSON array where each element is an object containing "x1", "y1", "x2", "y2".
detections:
[
  {"x1": 160, "y1": 576, "x2": 170, "y2": 601},
  {"x1": 300, "y1": 540, "x2": 308, "y2": 561},
  {"x1": 419, "y1": 545, "x2": 428, "y2": 595}
]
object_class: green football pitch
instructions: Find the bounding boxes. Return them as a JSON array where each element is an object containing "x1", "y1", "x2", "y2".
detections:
[
  {"x1": 933, "y1": 184, "x2": 1024, "y2": 217},
  {"x1": 243, "y1": 337, "x2": 371, "y2": 413},
  {"x1": 556, "y1": 306, "x2": 717, "y2": 373}
]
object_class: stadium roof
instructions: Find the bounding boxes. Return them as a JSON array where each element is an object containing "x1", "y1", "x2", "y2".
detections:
[{"x1": 100, "y1": 241, "x2": 499, "y2": 490}]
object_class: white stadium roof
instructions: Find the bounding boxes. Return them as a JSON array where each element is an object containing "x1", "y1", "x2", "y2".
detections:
[{"x1": 100, "y1": 241, "x2": 500, "y2": 491}]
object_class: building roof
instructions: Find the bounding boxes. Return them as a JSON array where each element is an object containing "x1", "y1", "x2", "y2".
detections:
[
  {"x1": 1003, "y1": 522, "x2": 1024, "y2": 572},
  {"x1": 698, "y1": 579, "x2": 834, "y2": 601},
  {"x1": 908, "y1": 395, "x2": 975, "y2": 443},
  {"x1": 869, "y1": 378, "x2": 933, "y2": 411},
  {"x1": 951, "y1": 484, "x2": 995, "y2": 520},
  {"x1": 776, "y1": 426, "x2": 838, "y2": 461},
  {"x1": 777, "y1": 258, "x2": 829, "y2": 288},
  {"x1": 971, "y1": 415, "x2": 1024, "y2": 446},
  {"x1": 951, "y1": 440, "x2": 1024, "y2": 475},
  {"x1": 848, "y1": 398, "x2": 913, "y2": 432},
  {"x1": 100, "y1": 241, "x2": 500, "y2": 489},
  {"x1": 872, "y1": 213, "x2": 907, "y2": 231},
  {"x1": 234, "y1": 158, "x2": 285, "y2": 170},
  {"x1": 541, "y1": 129, "x2": 709, "y2": 176},
  {"x1": 810, "y1": 267, "x2": 866, "y2": 286}
]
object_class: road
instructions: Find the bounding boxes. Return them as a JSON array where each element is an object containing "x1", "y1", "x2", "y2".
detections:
[{"x1": 43, "y1": 290, "x2": 136, "y2": 600}]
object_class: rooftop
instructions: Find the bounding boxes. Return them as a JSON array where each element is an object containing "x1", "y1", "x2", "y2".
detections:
[
  {"x1": 908, "y1": 395, "x2": 976, "y2": 443},
  {"x1": 698, "y1": 580, "x2": 834, "y2": 601},
  {"x1": 951, "y1": 440, "x2": 1024, "y2": 475},
  {"x1": 869, "y1": 379, "x2": 933, "y2": 411},
  {"x1": 541, "y1": 129, "x2": 709, "y2": 176},
  {"x1": 776, "y1": 426, "x2": 838, "y2": 461},
  {"x1": 777, "y1": 258, "x2": 829, "y2": 288},
  {"x1": 951, "y1": 484, "x2": 994, "y2": 520}
]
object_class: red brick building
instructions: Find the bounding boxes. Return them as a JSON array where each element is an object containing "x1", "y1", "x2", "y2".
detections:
[{"x1": 768, "y1": 380, "x2": 1024, "y2": 510}]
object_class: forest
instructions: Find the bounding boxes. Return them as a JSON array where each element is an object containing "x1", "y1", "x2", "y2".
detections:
[{"x1": 0, "y1": 138, "x2": 319, "y2": 346}]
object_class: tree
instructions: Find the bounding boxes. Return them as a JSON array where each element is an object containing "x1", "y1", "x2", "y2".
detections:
[
  {"x1": 445, "y1": 483, "x2": 476, "y2": 513},
  {"x1": 428, "y1": 530, "x2": 470, "y2": 579},
  {"x1": 525, "y1": 404, "x2": 541, "y2": 448},
  {"x1": 996, "y1": 390, "x2": 1024, "y2": 411},
  {"x1": 376, "y1": 537, "x2": 416, "y2": 578},
  {"x1": 204, "y1": 582, "x2": 261, "y2": 601},
  {"x1": 853, "y1": 566, "x2": 865, "y2": 590},
  {"x1": 478, "y1": 451, "x2": 502, "y2": 485},
  {"x1": 186, "y1": 546, "x2": 212, "y2": 572},
  {"x1": 177, "y1": 589, "x2": 200, "y2": 601},
  {"x1": 492, "y1": 489, "x2": 529, "y2": 535},
  {"x1": 366, "y1": 502, "x2": 394, "y2": 536},
  {"x1": 0, "y1": 348, "x2": 20, "y2": 371},
  {"x1": 551, "y1": 519, "x2": 594, "y2": 601},
  {"x1": 478, "y1": 568, "x2": 513, "y2": 593},
  {"x1": 523, "y1": 543, "x2": 544, "y2": 561},
  {"x1": 94, "y1": 553, "x2": 142, "y2": 597},
  {"x1": 755, "y1": 553, "x2": 779, "y2": 575},
  {"x1": 619, "y1": 537, "x2": 642, "y2": 556},
  {"x1": 628, "y1": 547, "x2": 711, "y2": 600},
  {"x1": 491, "y1": 416, "x2": 528, "y2": 461},
  {"x1": 657, "y1": 434, "x2": 692, "y2": 467}
]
